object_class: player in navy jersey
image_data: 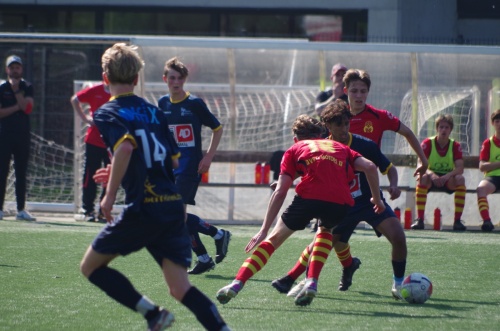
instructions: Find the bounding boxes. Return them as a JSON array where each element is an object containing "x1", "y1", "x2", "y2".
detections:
[
  {"x1": 216, "y1": 114, "x2": 385, "y2": 307},
  {"x1": 158, "y1": 57, "x2": 231, "y2": 275},
  {"x1": 79, "y1": 43, "x2": 229, "y2": 331},
  {"x1": 272, "y1": 99, "x2": 408, "y2": 300}
]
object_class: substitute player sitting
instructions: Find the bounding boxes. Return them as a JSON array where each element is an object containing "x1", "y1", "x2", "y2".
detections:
[{"x1": 411, "y1": 114, "x2": 467, "y2": 231}]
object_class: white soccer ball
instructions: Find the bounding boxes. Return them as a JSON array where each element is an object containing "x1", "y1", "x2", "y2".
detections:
[{"x1": 400, "y1": 273, "x2": 433, "y2": 304}]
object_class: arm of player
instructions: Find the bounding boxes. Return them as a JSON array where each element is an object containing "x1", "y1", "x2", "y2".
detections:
[
  {"x1": 70, "y1": 94, "x2": 93, "y2": 125},
  {"x1": 398, "y1": 123, "x2": 428, "y2": 179},
  {"x1": 100, "y1": 140, "x2": 133, "y2": 222},
  {"x1": 353, "y1": 156, "x2": 385, "y2": 214},
  {"x1": 386, "y1": 165, "x2": 401, "y2": 200},
  {"x1": 245, "y1": 173, "x2": 293, "y2": 253},
  {"x1": 198, "y1": 126, "x2": 223, "y2": 174},
  {"x1": 479, "y1": 159, "x2": 500, "y2": 173}
]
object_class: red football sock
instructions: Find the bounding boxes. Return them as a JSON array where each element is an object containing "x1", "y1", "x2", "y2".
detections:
[
  {"x1": 306, "y1": 232, "x2": 333, "y2": 280},
  {"x1": 287, "y1": 245, "x2": 311, "y2": 280},
  {"x1": 235, "y1": 241, "x2": 275, "y2": 283}
]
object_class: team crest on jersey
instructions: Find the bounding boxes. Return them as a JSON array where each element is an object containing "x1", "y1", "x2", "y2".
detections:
[
  {"x1": 170, "y1": 124, "x2": 195, "y2": 147},
  {"x1": 363, "y1": 121, "x2": 374, "y2": 134}
]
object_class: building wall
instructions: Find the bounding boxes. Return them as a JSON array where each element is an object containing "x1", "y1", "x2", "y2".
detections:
[{"x1": 0, "y1": 0, "x2": 499, "y2": 43}]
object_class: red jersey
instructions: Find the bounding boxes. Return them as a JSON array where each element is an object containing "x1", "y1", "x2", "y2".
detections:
[
  {"x1": 349, "y1": 104, "x2": 400, "y2": 147},
  {"x1": 421, "y1": 137, "x2": 463, "y2": 160},
  {"x1": 479, "y1": 135, "x2": 500, "y2": 161},
  {"x1": 280, "y1": 138, "x2": 361, "y2": 205},
  {"x1": 76, "y1": 83, "x2": 110, "y2": 148}
]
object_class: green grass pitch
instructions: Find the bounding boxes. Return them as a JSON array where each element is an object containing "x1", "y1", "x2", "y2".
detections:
[{"x1": 1, "y1": 217, "x2": 499, "y2": 330}]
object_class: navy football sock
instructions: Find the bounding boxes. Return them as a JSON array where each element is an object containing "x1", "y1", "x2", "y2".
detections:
[
  {"x1": 88, "y1": 266, "x2": 142, "y2": 311},
  {"x1": 187, "y1": 213, "x2": 218, "y2": 237},
  {"x1": 182, "y1": 286, "x2": 226, "y2": 331}
]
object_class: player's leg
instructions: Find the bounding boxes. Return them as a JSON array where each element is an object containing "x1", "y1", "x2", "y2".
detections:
[
  {"x1": 271, "y1": 241, "x2": 313, "y2": 294},
  {"x1": 374, "y1": 215, "x2": 407, "y2": 300},
  {"x1": 333, "y1": 218, "x2": 361, "y2": 291},
  {"x1": 295, "y1": 203, "x2": 349, "y2": 306},
  {"x1": 162, "y1": 258, "x2": 229, "y2": 330},
  {"x1": 446, "y1": 174, "x2": 467, "y2": 230},
  {"x1": 412, "y1": 173, "x2": 432, "y2": 229},
  {"x1": 186, "y1": 213, "x2": 232, "y2": 265},
  {"x1": 217, "y1": 217, "x2": 295, "y2": 304},
  {"x1": 186, "y1": 225, "x2": 216, "y2": 275},
  {"x1": 80, "y1": 247, "x2": 149, "y2": 315},
  {"x1": 477, "y1": 178, "x2": 497, "y2": 232}
]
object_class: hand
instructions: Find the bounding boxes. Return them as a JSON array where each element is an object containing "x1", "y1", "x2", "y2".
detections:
[
  {"x1": 371, "y1": 197, "x2": 386, "y2": 214},
  {"x1": 93, "y1": 164, "x2": 111, "y2": 186},
  {"x1": 387, "y1": 186, "x2": 401, "y2": 200},
  {"x1": 244, "y1": 230, "x2": 267, "y2": 253},
  {"x1": 197, "y1": 155, "x2": 212, "y2": 174}
]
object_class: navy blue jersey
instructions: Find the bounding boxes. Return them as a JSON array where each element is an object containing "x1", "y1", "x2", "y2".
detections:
[
  {"x1": 345, "y1": 133, "x2": 392, "y2": 207},
  {"x1": 158, "y1": 92, "x2": 221, "y2": 177},
  {"x1": 94, "y1": 94, "x2": 181, "y2": 211},
  {"x1": 0, "y1": 79, "x2": 34, "y2": 130},
  {"x1": 315, "y1": 89, "x2": 348, "y2": 104}
]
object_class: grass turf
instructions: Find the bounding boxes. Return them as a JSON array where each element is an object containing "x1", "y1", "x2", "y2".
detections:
[{"x1": 1, "y1": 217, "x2": 499, "y2": 330}]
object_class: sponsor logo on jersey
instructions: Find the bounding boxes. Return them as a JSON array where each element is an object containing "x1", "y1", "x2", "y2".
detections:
[
  {"x1": 180, "y1": 107, "x2": 193, "y2": 116},
  {"x1": 350, "y1": 173, "x2": 362, "y2": 198},
  {"x1": 170, "y1": 124, "x2": 195, "y2": 147}
]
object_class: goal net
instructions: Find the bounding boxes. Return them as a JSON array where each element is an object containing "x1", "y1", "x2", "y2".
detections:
[
  {"x1": 4, "y1": 133, "x2": 75, "y2": 213},
  {"x1": 395, "y1": 86, "x2": 480, "y2": 157}
]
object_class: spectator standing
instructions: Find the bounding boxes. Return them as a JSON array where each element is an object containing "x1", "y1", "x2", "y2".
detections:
[
  {"x1": 71, "y1": 82, "x2": 110, "y2": 223},
  {"x1": 314, "y1": 63, "x2": 348, "y2": 118},
  {"x1": 0, "y1": 55, "x2": 35, "y2": 221},
  {"x1": 158, "y1": 57, "x2": 231, "y2": 275}
]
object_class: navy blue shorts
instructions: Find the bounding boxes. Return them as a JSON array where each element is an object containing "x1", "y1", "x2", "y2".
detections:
[
  {"x1": 483, "y1": 176, "x2": 500, "y2": 192},
  {"x1": 281, "y1": 195, "x2": 350, "y2": 231},
  {"x1": 334, "y1": 199, "x2": 396, "y2": 242},
  {"x1": 92, "y1": 202, "x2": 192, "y2": 268},
  {"x1": 176, "y1": 175, "x2": 200, "y2": 205}
]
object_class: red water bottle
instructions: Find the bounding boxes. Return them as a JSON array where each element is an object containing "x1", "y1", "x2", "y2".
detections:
[
  {"x1": 255, "y1": 162, "x2": 262, "y2": 184},
  {"x1": 404, "y1": 208, "x2": 412, "y2": 230},
  {"x1": 263, "y1": 163, "x2": 271, "y2": 184},
  {"x1": 394, "y1": 207, "x2": 401, "y2": 221},
  {"x1": 201, "y1": 171, "x2": 209, "y2": 183},
  {"x1": 433, "y1": 208, "x2": 441, "y2": 230}
]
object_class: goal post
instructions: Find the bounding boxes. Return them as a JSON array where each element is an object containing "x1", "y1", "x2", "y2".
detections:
[{"x1": 395, "y1": 86, "x2": 481, "y2": 156}]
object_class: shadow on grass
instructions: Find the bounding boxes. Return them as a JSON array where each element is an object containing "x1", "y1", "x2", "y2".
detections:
[
  {"x1": 34, "y1": 221, "x2": 95, "y2": 228},
  {"x1": 204, "y1": 275, "x2": 273, "y2": 284},
  {"x1": 346, "y1": 290, "x2": 496, "y2": 308},
  {"x1": 0, "y1": 264, "x2": 20, "y2": 268}
]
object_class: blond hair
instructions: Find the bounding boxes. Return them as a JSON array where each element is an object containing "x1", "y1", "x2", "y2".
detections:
[{"x1": 101, "y1": 43, "x2": 144, "y2": 84}]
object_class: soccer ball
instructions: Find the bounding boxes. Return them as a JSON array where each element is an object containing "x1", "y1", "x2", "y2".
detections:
[{"x1": 400, "y1": 273, "x2": 433, "y2": 304}]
